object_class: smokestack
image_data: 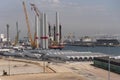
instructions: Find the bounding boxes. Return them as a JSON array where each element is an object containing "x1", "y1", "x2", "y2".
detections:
[{"x1": 56, "y1": 12, "x2": 60, "y2": 44}]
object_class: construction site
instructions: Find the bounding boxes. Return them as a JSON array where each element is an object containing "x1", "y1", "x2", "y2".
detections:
[
  {"x1": 0, "y1": 1, "x2": 120, "y2": 80},
  {"x1": 0, "y1": 56, "x2": 120, "y2": 80},
  {"x1": 22, "y1": 1, "x2": 64, "y2": 50}
]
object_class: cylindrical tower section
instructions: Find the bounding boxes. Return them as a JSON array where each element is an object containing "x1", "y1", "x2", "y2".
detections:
[
  {"x1": 16, "y1": 22, "x2": 19, "y2": 39},
  {"x1": 48, "y1": 24, "x2": 51, "y2": 37},
  {"x1": 59, "y1": 24, "x2": 62, "y2": 43},
  {"x1": 16, "y1": 22, "x2": 19, "y2": 44},
  {"x1": 36, "y1": 16, "x2": 39, "y2": 48},
  {"x1": 48, "y1": 24, "x2": 52, "y2": 46},
  {"x1": 6, "y1": 24, "x2": 9, "y2": 46},
  {"x1": 44, "y1": 13, "x2": 48, "y2": 49},
  {"x1": 40, "y1": 12, "x2": 45, "y2": 49},
  {"x1": 56, "y1": 12, "x2": 60, "y2": 44},
  {"x1": 40, "y1": 14, "x2": 42, "y2": 48},
  {"x1": 53, "y1": 25, "x2": 56, "y2": 41}
]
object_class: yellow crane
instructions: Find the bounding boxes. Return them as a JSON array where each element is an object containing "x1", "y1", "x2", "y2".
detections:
[{"x1": 22, "y1": 1, "x2": 36, "y2": 48}]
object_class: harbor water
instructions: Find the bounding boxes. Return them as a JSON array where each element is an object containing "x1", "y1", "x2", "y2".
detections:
[{"x1": 63, "y1": 46, "x2": 120, "y2": 56}]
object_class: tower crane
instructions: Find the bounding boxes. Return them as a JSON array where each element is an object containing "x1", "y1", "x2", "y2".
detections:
[{"x1": 22, "y1": 1, "x2": 36, "y2": 48}]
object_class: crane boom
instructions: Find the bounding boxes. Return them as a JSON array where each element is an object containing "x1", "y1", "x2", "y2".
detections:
[
  {"x1": 30, "y1": 3, "x2": 41, "y2": 17},
  {"x1": 22, "y1": 1, "x2": 35, "y2": 48},
  {"x1": 30, "y1": 3, "x2": 42, "y2": 48}
]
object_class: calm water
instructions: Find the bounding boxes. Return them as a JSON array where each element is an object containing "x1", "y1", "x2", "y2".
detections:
[{"x1": 63, "y1": 46, "x2": 120, "y2": 56}]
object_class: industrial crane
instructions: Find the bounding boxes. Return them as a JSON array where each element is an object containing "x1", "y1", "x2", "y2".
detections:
[
  {"x1": 22, "y1": 1, "x2": 36, "y2": 49},
  {"x1": 30, "y1": 3, "x2": 41, "y2": 48},
  {"x1": 30, "y1": 3, "x2": 41, "y2": 17}
]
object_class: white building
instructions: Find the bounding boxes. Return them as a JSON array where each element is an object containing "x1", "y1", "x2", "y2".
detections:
[{"x1": 0, "y1": 34, "x2": 7, "y2": 42}]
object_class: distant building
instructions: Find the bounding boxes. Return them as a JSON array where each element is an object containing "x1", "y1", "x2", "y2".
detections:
[
  {"x1": 0, "y1": 34, "x2": 7, "y2": 42},
  {"x1": 96, "y1": 39, "x2": 120, "y2": 46},
  {"x1": 80, "y1": 36, "x2": 93, "y2": 42}
]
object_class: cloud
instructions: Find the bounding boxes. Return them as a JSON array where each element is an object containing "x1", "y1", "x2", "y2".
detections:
[
  {"x1": 41, "y1": 0, "x2": 60, "y2": 4},
  {"x1": 33, "y1": 0, "x2": 80, "y2": 9},
  {"x1": 36, "y1": 0, "x2": 60, "y2": 7},
  {"x1": 51, "y1": 0, "x2": 60, "y2": 4}
]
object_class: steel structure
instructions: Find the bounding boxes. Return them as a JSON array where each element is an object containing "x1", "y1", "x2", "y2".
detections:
[{"x1": 22, "y1": 1, "x2": 36, "y2": 48}]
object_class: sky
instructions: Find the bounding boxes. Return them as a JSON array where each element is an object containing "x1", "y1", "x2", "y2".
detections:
[{"x1": 0, "y1": 0, "x2": 120, "y2": 40}]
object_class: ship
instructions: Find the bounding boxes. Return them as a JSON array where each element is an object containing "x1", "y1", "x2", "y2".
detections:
[
  {"x1": 49, "y1": 45, "x2": 64, "y2": 50},
  {"x1": 49, "y1": 43, "x2": 64, "y2": 50},
  {"x1": 48, "y1": 12, "x2": 65, "y2": 50}
]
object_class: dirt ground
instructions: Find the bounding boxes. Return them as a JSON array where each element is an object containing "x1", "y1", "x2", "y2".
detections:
[
  {"x1": 50, "y1": 62, "x2": 120, "y2": 80},
  {"x1": 0, "y1": 58, "x2": 120, "y2": 80},
  {"x1": 0, "y1": 73, "x2": 84, "y2": 80}
]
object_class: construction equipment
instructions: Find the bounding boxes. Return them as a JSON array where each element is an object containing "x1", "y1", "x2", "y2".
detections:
[
  {"x1": 30, "y1": 3, "x2": 41, "y2": 17},
  {"x1": 30, "y1": 3, "x2": 41, "y2": 48},
  {"x1": 22, "y1": 1, "x2": 36, "y2": 49}
]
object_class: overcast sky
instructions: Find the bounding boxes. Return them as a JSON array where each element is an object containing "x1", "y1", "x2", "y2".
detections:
[{"x1": 0, "y1": 0, "x2": 120, "y2": 40}]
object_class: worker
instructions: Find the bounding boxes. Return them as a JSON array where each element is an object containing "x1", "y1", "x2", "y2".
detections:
[{"x1": 3, "y1": 70, "x2": 7, "y2": 76}]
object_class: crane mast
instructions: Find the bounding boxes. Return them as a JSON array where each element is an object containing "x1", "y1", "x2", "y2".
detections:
[{"x1": 22, "y1": 1, "x2": 36, "y2": 48}]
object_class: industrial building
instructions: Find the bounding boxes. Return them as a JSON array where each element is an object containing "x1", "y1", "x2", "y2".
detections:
[{"x1": 95, "y1": 39, "x2": 120, "y2": 46}]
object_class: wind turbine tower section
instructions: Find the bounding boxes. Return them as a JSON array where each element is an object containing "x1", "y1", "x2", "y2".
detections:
[{"x1": 56, "y1": 12, "x2": 60, "y2": 44}]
